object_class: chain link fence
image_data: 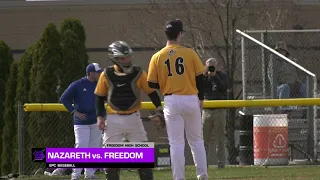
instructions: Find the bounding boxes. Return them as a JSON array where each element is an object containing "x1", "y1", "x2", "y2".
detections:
[
  {"x1": 240, "y1": 29, "x2": 319, "y2": 162},
  {"x1": 18, "y1": 105, "x2": 75, "y2": 175},
  {"x1": 18, "y1": 104, "x2": 319, "y2": 177},
  {"x1": 17, "y1": 105, "x2": 170, "y2": 176},
  {"x1": 15, "y1": 30, "x2": 320, "y2": 178}
]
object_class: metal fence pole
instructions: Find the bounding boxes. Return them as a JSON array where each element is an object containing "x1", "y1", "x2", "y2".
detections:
[
  {"x1": 261, "y1": 32, "x2": 266, "y2": 99},
  {"x1": 18, "y1": 101, "x2": 24, "y2": 175},
  {"x1": 306, "y1": 76, "x2": 314, "y2": 159},
  {"x1": 241, "y1": 35, "x2": 247, "y2": 114},
  {"x1": 245, "y1": 29, "x2": 320, "y2": 33},
  {"x1": 313, "y1": 76, "x2": 318, "y2": 160}
]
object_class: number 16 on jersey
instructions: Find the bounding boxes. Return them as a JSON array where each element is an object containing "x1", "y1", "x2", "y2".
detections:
[{"x1": 165, "y1": 57, "x2": 185, "y2": 77}]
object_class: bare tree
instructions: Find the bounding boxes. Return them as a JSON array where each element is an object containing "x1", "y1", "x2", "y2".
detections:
[
  {"x1": 122, "y1": 0, "x2": 290, "y2": 164},
  {"x1": 254, "y1": 0, "x2": 291, "y2": 30}
]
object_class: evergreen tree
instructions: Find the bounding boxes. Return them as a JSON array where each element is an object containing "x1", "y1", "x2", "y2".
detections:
[
  {"x1": 55, "y1": 29, "x2": 85, "y2": 148},
  {"x1": 29, "y1": 23, "x2": 62, "y2": 103},
  {"x1": 59, "y1": 29, "x2": 86, "y2": 95},
  {"x1": 16, "y1": 45, "x2": 35, "y2": 103},
  {"x1": 60, "y1": 18, "x2": 88, "y2": 67},
  {"x1": 27, "y1": 23, "x2": 62, "y2": 173},
  {"x1": 1, "y1": 62, "x2": 18, "y2": 175},
  {"x1": 57, "y1": 19, "x2": 89, "y2": 148},
  {"x1": 0, "y1": 41, "x2": 13, "y2": 175},
  {"x1": 54, "y1": 19, "x2": 89, "y2": 149},
  {"x1": 15, "y1": 45, "x2": 35, "y2": 175}
]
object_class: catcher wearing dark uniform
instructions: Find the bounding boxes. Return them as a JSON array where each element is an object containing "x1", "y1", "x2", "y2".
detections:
[{"x1": 94, "y1": 41, "x2": 164, "y2": 180}]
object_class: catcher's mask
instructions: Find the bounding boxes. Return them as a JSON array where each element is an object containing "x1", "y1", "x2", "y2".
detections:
[{"x1": 108, "y1": 41, "x2": 134, "y2": 74}]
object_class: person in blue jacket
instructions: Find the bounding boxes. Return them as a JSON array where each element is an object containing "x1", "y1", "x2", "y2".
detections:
[{"x1": 60, "y1": 63, "x2": 105, "y2": 180}]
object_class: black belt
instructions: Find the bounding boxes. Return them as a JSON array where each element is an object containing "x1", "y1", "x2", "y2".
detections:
[
  {"x1": 164, "y1": 93, "x2": 172, "y2": 96},
  {"x1": 118, "y1": 111, "x2": 137, "y2": 116}
]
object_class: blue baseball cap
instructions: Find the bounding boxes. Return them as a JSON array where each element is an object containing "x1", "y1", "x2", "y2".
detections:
[{"x1": 86, "y1": 63, "x2": 103, "y2": 73}]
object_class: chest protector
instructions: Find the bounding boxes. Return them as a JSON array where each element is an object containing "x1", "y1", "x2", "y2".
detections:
[{"x1": 105, "y1": 66, "x2": 142, "y2": 111}]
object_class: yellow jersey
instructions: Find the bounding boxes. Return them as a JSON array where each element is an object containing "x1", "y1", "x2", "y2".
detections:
[
  {"x1": 94, "y1": 65, "x2": 154, "y2": 114},
  {"x1": 147, "y1": 44, "x2": 205, "y2": 96}
]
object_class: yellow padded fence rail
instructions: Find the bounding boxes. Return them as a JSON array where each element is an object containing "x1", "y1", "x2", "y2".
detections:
[{"x1": 24, "y1": 98, "x2": 320, "y2": 112}]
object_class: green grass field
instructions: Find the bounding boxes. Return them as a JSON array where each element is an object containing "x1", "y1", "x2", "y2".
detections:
[{"x1": 17, "y1": 165, "x2": 320, "y2": 180}]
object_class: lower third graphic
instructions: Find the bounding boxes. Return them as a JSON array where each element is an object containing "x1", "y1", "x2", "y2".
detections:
[{"x1": 32, "y1": 148, "x2": 46, "y2": 162}]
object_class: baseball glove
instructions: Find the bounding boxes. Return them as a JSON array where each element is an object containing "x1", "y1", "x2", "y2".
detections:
[{"x1": 148, "y1": 109, "x2": 165, "y2": 129}]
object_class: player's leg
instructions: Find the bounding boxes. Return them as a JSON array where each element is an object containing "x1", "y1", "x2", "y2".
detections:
[
  {"x1": 182, "y1": 95, "x2": 208, "y2": 180},
  {"x1": 72, "y1": 125, "x2": 90, "y2": 180},
  {"x1": 83, "y1": 123, "x2": 103, "y2": 179},
  {"x1": 124, "y1": 112, "x2": 153, "y2": 180},
  {"x1": 202, "y1": 109, "x2": 214, "y2": 166},
  {"x1": 163, "y1": 95, "x2": 185, "y2": 180},
  {"x1": 103, "y1": 114, "x2": 126, "y2": 180},
  {"x1": 103, "y1": 114, "x2": 127, "y2": 143},
  {"x1": 89, "y1": 123, "x2": 103, "y2": 147},
  {"x1": 125, "y1": 112, "x2": 148, "y2": 142}
]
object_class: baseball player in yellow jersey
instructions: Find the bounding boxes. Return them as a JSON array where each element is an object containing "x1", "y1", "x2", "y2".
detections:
[
  {"x1": 147, "y1": 19, "x2": 208, "y2": 180},
  {"x1": 94, "y1": 41, "x2": 163, "y2": 180}
]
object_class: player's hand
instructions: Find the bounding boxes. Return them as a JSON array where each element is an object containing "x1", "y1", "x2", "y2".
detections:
[
  {"x1": 74, "y1": 111, "x2": 87, "y2": 120},
  {"x1": 97, "y1": 116, "x2": 106, "y2": 131},
  {"x1": 149, "y1": 107, "x2": 165, "y2": 129},
  {"x1": 199, "y1": 100, "x2": 204, "y2": 110}
]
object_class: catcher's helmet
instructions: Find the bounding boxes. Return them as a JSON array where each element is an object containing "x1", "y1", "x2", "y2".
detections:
[{"x1": 108, "y1": 41, "x2": 134, "y2": 74}]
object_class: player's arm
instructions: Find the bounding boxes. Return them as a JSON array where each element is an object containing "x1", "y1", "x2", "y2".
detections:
[
  {"x1": 148, "y1": 91, "x2": 162, "y2": 109},
  {"x1": 196, "y1": 74, "x2": 205, "y2": 101},
  {"x1": 95, "y1": 71, "x2": 109, "y2": 119},
  {"x1": 95, "y1": 96, "x2": 106, "y2": 119},
  {"x1": 192, "y1": 50, "x2": 206, "y2": 101},
  {"x1": 147, "y1": 55, "x2": 160, "y2": 89},
  {"x1": 140, "y1": 71, "x2": 162, "y2": 109},
  {"x1": 141, "y1": 70, "x2": 164, "y2": 128},
  {"x1": 60, "y1": 81, "x2": 77, "y2": 114},
  {"x1": 148, "y1": 82, "x2": 160, "y2": 89}
]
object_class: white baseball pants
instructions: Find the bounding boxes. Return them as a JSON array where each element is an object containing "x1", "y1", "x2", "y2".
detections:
[
  {"x1": 103, "y1": 111, "x2": 148, "y2": 143},
  {"x1": 72, "y1": 123, "x2": 102, "y2": 177},
  {"x1": 164, "y1": 94, "x2": 208, "y2": 180}
]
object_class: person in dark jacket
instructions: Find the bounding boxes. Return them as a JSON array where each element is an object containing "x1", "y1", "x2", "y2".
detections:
[
  {"x1": 202, "y1": 58, "x2": 228, "y2": 168},
  {"x1": 60, "y1": 63, "x2": 105, "y2": 180}
]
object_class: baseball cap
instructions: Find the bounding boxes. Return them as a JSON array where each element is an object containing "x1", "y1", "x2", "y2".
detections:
[
  {"x1": 86, "y1": 63, "x2": 103, "y2": 73},
  {"x1": 275, "y1": 41, "x2": 289, "y2": 56},
  {"x1": 165, "y1": 19, "x2": 185, "y2": 33}
]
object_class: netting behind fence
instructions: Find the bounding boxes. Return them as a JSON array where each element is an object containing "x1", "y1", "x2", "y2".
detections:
[
  {"x1": 242, "y1": 30, "x2": 320, "y2": 100},
  {"x1": 18, "y1": 103, "x2": 319, "y2": 175},
  {"x1": 240, "y1": 29, "x2": 319, "y2": 165}
]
